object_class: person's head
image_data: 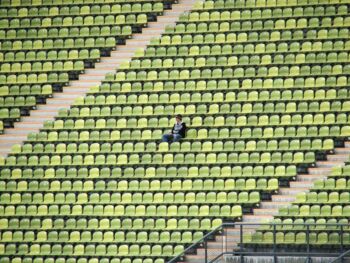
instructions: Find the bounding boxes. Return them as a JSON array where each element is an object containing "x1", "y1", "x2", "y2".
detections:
[{"x1": 175, "y1": 114, "x2": 182, "y2": 123}]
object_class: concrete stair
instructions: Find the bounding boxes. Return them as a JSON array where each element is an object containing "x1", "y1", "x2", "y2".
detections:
[
  {"x1": 179, "y1": 141, "x2": 350, "y2": 263},
  {"x1": 0, "y1": 0, "x2": 198, "y2": 158}
]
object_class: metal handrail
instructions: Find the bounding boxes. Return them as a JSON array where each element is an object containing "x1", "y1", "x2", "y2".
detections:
[
  {"x1": 167, "y1": 224, "x2": 223, "y2": 263},
  {"x1": 167, "y1": 222, "x2": 350, "y2": 263},
  {"x1": 329, "y1": 248, "x2": 350, "y2": 263}
]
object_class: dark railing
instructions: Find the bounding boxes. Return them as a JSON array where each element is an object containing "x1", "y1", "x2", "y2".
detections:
[
  {"x1": 167, "y1": 222, "x2": 350, "y2": 263},
  {"x1": 329, "y1": 249, "x2": 350, "y2": 263}
]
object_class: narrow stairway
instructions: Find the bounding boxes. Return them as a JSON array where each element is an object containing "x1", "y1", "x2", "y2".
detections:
[
  {"x1": 178, "y1": 141, "x2": 350, "y2": 263},
  {"x1": 0, "y1": 0, "x2": 197, "y2": 158}
]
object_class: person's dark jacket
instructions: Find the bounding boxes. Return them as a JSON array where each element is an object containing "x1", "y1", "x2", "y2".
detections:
[{"x1": 171, "y1": 122, "x2": 187, "y2": 138}]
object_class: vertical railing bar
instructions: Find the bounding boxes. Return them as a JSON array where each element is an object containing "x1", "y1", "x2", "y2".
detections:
[
  {"x1": 240, "y1": 224, "x2": 244, "y2": 263},
  {"x1": 273, "y1": 224, "x2": 277, "y2": 263},
  {"x1": 306, "y1": 224, "x2": 310, "y2": 263}
]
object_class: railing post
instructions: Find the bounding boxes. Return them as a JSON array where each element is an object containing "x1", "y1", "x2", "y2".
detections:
[
  {"x1": 204, "y1": 238, "x2": 208, "y2": 263},
  {"x1": 240, "y1": 224, "x2": 244, "y2": 263},
  {"x1": 306, "y1": 224, "x2": 310, "y2": 263},
  {"x1": 273, "y1": 224, "x2": 277, "y2": 263},
  {"x1": 340, "y1": 225, "x2": 344, "y2": 263}
]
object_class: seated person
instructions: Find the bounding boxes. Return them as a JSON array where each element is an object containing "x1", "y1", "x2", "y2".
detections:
[{"x1": 161, "y1": 114, "x2": 187, "y2": 143}]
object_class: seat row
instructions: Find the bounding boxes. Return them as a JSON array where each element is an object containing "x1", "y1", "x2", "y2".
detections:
[
  {"x1": 60, "y1": 103, "x2": 350, "y2": 117},
  {"x1": 172, "y1": 18, "x2": 349, "y2": 34},
  {"x1": 0, "y1": 3, "x2": 163, "y2": 17},
  {"x1": 245, "y1": 231, "x2": 350, "y2": 245},
  {"x1": 1, "y1": 0, "x2": 161, "y2": 6},
  {"x1": 0, "y1": 191, "x2": 261, "y2": 205},
  {"x1": 1, "y1": 37, "x2": 118, "y2": 51},
  {"x1": 295, "y1": 192, "x2": 350, "y2": 203},
  {"x1": 124, "y1": 52, "x2": 350, "y2": 69},
  {"x1": 0, "y1": 243, "x2": 184, "y2": 257},
  {"x1": 0, "y1": 49, "x2": 100, "y2": 63},
  {"x1": 107, "y1": 65, "x2": 350, "y2": 81},
  {"x1": 260, "y1": 217, "x2": 350, "y2": 230},
  {"x1": 82, "y1": 90, "x2": 350, "y2": 105},
  {"x1": 95, "y1": 79, "x2": 350, "y2": 92},
  {"x1": 0, "y1": 96, "x2": 36, "y2": 107},
  {"x1": 0, "y1": 177, "x2": 270, "y2": 192},
  {"x1": 0, "y1": 230, "x2": 203, "y2": 242},
  {"x1": 144, "y1": 40, "x2": 350, "y2": 57},
  {"x1": 0, "y1": 257, "x2": 164, "y2": 263},
  {"x1": 0, "y1": 108, "x2": 21, "y2": 120},
  {"x1": 193, "y1": 0, "x2": 343, "y2": 9},
  {"x1": 24, "y1": 126, "x2": 350, "y2": 142},
  {"x1": 181, "y1": 5, "x2": 347, "y2": 21},
  {"x1": 0, "y1": 61, "x2": 84, "y2": 73},
  {"x1": 0, "y1": 73, "x2": 68, "y2": 86},
  {"x1": 46, "y1": 113, "x2": 350, "y2": 127},
  {"x1": 0, "y1": 14, "x2": 147, "y2": 29},
  {"x1": 330, "y1": 164, "x2": 350, "y2": 177},
  {"x1": 278, "y1": 204, "x2": 350, "y2": 217},
  {"x1": 0, "y1": 204, "x2": 243, "y2": 217},
  {"x1": 0, "y1": 165, "x2": 297, "y2": 180},
  {"x1": 313, "y1": 178, "x2": 350, "y2": 190},
  {"x1": 1, "y1": 85, "x2": 52, "y2": 96},
  {"x1": 0, "y1": 217, "x2": 222, "y2": 231},
  {"x1": 0, "y1": 179, "x2": 272, "y2": 192},
  {"x1": 12, "y1": 138, "x2": 334, "y2": 154},
  {"x1": 1, "y1": 151, "x2": 316, "y2": 166}
]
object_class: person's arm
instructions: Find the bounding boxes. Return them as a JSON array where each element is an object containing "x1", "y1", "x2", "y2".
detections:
[
  {"x1": 180, "y1": 123, "x2": 187, "y2": 137},
  {"x1": 170, "y1": 124, "x2": 175, "y2": 134}
]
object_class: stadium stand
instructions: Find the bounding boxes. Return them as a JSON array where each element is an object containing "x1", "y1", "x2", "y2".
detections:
[
  {"x1": 0, "y1": 0, "x2": 172, "y2": 133},
  {"x1": 244, "y1": 163, "x2": 350, "y2": 247},
  {"x1": 0, "y1": 0, "x2": 350, "y2": 262}
]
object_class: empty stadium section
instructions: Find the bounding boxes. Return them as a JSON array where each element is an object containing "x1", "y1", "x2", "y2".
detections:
[
  {"x1": 0, "y1": 0, "x2": 350, "y2": 262},
  {"x1": 0, "y1": 0, "x2": 174, "y2": 133}
]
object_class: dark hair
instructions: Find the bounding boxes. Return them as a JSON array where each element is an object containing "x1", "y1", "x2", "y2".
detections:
[{"x1": 175, "y1": 114, "x2": 182, "y2": 120}]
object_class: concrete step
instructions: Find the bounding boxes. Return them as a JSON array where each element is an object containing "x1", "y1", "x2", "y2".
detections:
[
  {"x1": 79, "y1": 75, "x2": 106, "y2": 81},
  {"x1": 260, "y1": 201, "x2": 291, "y2": 209},
  {"x1": 271, "y1": 195, "x2": 296, "y2": 202},
  {"x1": 252, "y1": 208, "x2": 278, "y2": 216},
  {"x1": 334, "y1": 147, "x2": 350, "y2": 154},
  {"x1": 308, "y1": 167, "x2": 332, "y2": 175},
  {"x1": 327, "y1": 154, "x2": 349, "y2": 162},
  {"x1": 279, "y1": 187, "x2": 309, "y2": 195},
  {"x1": 241, "y1": 214, "x2": 274, "y2": 223},
  {"x1": 70, "y1": 80, "x2": 100, "y2": 87},
  {"x1": 84, "y1": 69, "x2": 115, "y2": 74},
  {"x1": 296, "y1": 174, "x2": 325, "y2": 182},
  {"x1": 37, "y1": 104, "x2": 71, "y2": 109},
  {"x1": 289, "y1": 181, "x2": 314, "y2": 188},
  {"x1": 317, "y1": 160, "x2": 345, "y2": 168}
]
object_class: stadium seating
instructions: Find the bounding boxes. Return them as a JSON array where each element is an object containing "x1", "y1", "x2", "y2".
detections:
[
  {"x1": 244, "y1": 164, "x2": 350, "y2": 246},
  {"x1": 0, "y1": 0, "x2": 171, "y2": 132},
  {"x1": 1, "y1": 0, "x2": 350, "y2": 261}
]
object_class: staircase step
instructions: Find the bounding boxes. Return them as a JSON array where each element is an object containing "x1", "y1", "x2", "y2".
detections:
[
  {"x1": 271, "y1": 195, "x2": 296, "y2": 202},
  {"x1": 242, "y1": 214, "x2": 274, "y2": 223},
  {"x1": 334, "y1": 147, "x2": 350, "y2": 154},
  {"x1": 260, "y1": 201, "x2": 291, "y2": 209},
  {"x1": 308, "y1": 167, "x2": 332, "y2": 175},
  {"x1": 317, "y1": 161, "x2": 345, "y2": 168},
  {"x1": 289, "y1": 181, "x2": 314, "y2": 188},
  {"x1": 279, "y1": 187, "x2": 309, "y2": 195},
  {"x1": 253, "y1": 208, "x2": 278, "y2": 216},
  {"x1": 296, "y1": 174, "x2": 325, "y2": 182},
  {"x1": 327, "y1": 154, "x2": 349, "y2": 162}
]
